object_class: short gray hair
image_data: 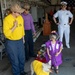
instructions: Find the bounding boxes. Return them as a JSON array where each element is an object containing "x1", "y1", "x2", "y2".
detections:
[
  {"x1": 49, "y1": 33, "x2": 59, "y2": 40},
  {"x1": 24, "y1": 3, "x2": 30, "y2": 9}
]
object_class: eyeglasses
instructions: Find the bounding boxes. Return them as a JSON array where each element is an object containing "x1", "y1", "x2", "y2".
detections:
[{"x1": 25, "y1": 8, "x2": 30, "y2": 11}]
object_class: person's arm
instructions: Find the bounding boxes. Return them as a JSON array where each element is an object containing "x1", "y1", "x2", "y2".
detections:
[
  {"x1": 53, "y1": 11, "x2": 59, "y2": 25},
  {"x1": 23, "y1": 36, "x2": 25, "y2": 43},
  {"x1": 22, "y1": 25, "x2": 25, "y2": 44},
  {"x1": 3, "y1": 18, "x2": 17, "y2": 38},
  {"x1": 47, "y1": 48, "x2": 51, "y2": 59},
  {"x1": 68, "y1": 11, "x2": 73, "y2": 25},
  {"x1": 30, "y1": 14, "x2": 36, "y2": 36},
  {"x1": 55, "y1": 43, "x2": 63, "y2": 56},
  {"x1": 22, "y1": 17, "x2": 25, "y2": 43},
  {"x1": 10, "y1": 20, "x2": 18, "y2": 32},
  {"x1": 58, "y1": 46, "x2": 62, "y2": 55},
  {"x1": 53, "y1": 17, "x2": 57, "y2": 24},
  {"x1": 69, "y1": 17, "x2": 73, "y2": 25}
]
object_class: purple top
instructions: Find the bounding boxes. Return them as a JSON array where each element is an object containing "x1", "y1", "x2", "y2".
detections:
[
  {"x1": 21, "y1": 13, "x2": 36, "y2": 33},
  {"x1": 45, "y1": 40, "x2": 62, "y2": 66}
]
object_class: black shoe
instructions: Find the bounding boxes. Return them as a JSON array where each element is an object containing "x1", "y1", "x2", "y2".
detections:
[
  {"x1": 26, "y1": 58, "x2": 30, "y2": 61},
  {"x1": 31, "y1": 54, "x2": 37, "y2": 57},
  {"x1": 20, "y1": 72, "x2": 28, "y2": 75},
  {"x1": 25, "y1": 57, "x2": 30, "y2": 61}
]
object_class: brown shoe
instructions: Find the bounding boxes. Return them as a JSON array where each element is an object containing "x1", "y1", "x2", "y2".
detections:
[{"x1": 50, "y1": 69, "x2": 53, "y2": 73}]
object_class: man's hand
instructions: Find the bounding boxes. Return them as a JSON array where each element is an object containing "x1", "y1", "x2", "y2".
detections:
[
  {"x1": 33, "y1": 32, "x2": 36, "y2": 37},
  {"x1": 69, "y1": 22, "x2": 72, "y2": 25},
  {"x1": 13, "y1": 20, "x2": 18, "y2": 28},
  {"x1": 11, "y1": 20, "x2": 18, "y2": 32},
  {"x1": 48, "y1": 54, "x2": 51, "y2": 59},
  {"x1": 55, "y1": 52, "x2": 59, "y2": 56},
  {"x1": 56, "y1": 22, "x2": 60, "y2": 25},
  {"x1": 23, "y1": 37, "x2": 25, "y2": 44}
]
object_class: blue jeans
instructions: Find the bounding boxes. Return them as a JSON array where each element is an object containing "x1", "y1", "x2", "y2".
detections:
[
  {"x1": 24, "y1": 30, "x2": 34, "y2": 60},
  {"x1": 5, "y1": 39, "x2": 25, "y2": 75}
]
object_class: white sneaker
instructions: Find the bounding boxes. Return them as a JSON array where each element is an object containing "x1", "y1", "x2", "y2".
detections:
[{"x1": 66, "y1": 44, "x2": 70, "y2": 48}]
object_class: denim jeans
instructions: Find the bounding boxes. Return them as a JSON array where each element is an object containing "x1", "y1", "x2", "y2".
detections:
[
  {"x1": 24, "y1": 30, "x2": 34, "y2": 60},
  {"x1": 5, "y1": 39, "x2": 25, "y2": 75}
]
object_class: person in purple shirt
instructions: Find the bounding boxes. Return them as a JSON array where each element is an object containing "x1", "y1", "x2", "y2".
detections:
[
  {"x1": 21, "y1": 4, "x2": 36, "y2": 61},
  {"x1": 45, "y1": 31, "x2": 63, "y2": 74}
]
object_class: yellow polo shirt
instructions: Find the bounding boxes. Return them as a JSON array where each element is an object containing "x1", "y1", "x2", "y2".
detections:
[{"x1": 3, "y1": 14, "x2": 25, "y2": 40}]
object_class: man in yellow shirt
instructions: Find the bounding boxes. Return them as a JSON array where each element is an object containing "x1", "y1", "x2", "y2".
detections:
[{"x1": 3, "y1": 3, "x2": 27, "y2": 75}]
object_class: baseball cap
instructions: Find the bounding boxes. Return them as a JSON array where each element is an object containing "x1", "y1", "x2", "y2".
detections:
[{"x1": 10, "y1": 3, "x2": 24, "y2": 14}]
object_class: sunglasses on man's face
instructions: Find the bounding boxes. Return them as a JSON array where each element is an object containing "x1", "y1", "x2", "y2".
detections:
[{"x1": 25, "y1": 8, "x2": 30, "y2": 11}]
